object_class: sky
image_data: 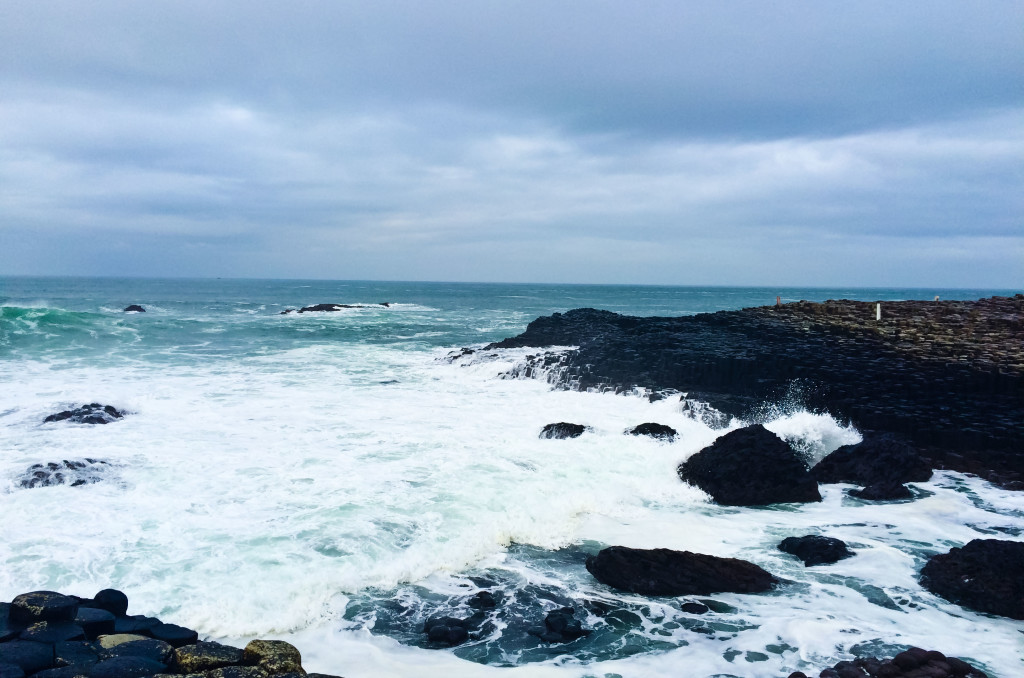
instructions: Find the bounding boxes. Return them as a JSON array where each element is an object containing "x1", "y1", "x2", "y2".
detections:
[{"x1": 1, "y1": 1, "x2": 1021, "y2": 287}]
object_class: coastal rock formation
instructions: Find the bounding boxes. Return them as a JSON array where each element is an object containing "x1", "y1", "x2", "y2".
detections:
[
  {"x1": 281, "y1": 302, "x2": 390, "y2": 314},
  {"x1": 539, "y1": 422, "x2": 587, "y2": 439},
  {"x1": 487, "y1": 296, "x2": 1024, "y2": 488},
  {"x1": 43, "y1": 404, "x2": 124, "y2": 425},
  {"x1": 677, "y1": 425, "x2": 822, "y2": 506},
  {"x1": 811, "y1": 436, "x2": 932, "y2": 487},
  {"x1": 123, "y1": 305, "x2": 146, "y2": 313},
  {"x1": 585, "y1": 546, "x2": 776, "y2": 596},
  {"x1": 0, "y1": 589, "x2": 339, "y2": 678},
  {"x1": 790, "y1": 647, "x2": 988, "y2": 678},
  {"x1": 778, "y1": 536, "x2": 855, "y2": 566},
  {"x1": 625, "y1": 422, "x2": 677, "y2": 440},
  {"x1": 849, "y1": 481, "x2": 914, "y2": 501},
  {"x1": 527, "y1": 607, "x2": 591, "y2": 643},
  {"x1": 17, "y1": 459, "x2": 110, "y2": 489},
  {"x1": 920, "y1": 539, "x2": 1024, "y2": 620}
]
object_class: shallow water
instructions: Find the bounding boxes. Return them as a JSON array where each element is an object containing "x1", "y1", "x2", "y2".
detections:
[{"x1": 1, "y1": 277, "x2": 1020, "y2": 677}]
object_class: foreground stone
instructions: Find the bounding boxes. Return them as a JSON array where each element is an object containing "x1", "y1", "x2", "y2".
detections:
[
  {"x1": 487, "y1": 297, "x2": 1024, "y2": 488},
  {"x1": 585, "y1": 546, "x2": 777, "y2": 596},
  {"x1": 43, "y1": 404, "x2": 124, "y2": 425},
  {"x1": 678, "y1": 425, "x2": 822, "y2": 506},
  {"x1": 539, "y1": 422, "x2": 587, "y2": 439},
  {"x1": 778, "y1": 536, "x2": 855, "y2": 567},
  {"x1": 0, "y1": 590, "x2": 340, "y2": 678},
  {"x1": 789, "y1": 646, "x2": 988, "y2": 678},
  {"x1": 920, "y1": 539, "x2": 1024, "y2": 620}
]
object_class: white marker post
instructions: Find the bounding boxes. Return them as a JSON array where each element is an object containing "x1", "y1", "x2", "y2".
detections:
[{"x1": 876, "y1": 303, "x2": 881, "y2": 321}]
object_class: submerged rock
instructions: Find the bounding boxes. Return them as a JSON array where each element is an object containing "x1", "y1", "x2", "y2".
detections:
[
  {"x1": 422, "y1": 616, "x2": 473, "y2": 647},
  {"x1": 539, "y1": 422, "x2": 587, "y2": 439},
  {"x1": 850, "y1": 480, "x2": 915, "y2": 501},
  {"x1": 527, "y1": 607, "x2": 591, "y2": 643},
  {"x1": 778, "y1": 536, "x2": 855, "y2": 566},
  {"x1": 626, "y1": 422, "x2": 677, "y2": 440},
  {"x1": 123, "y1": 305, "x2": 146, "y2": 313},
  {"x1": 585, "y1": 545, "x2": 777, "y2": 596},
  {"x1": 677, "y1": 425, "x2": 822, "y2": 506},
  {"x1": 43, "y1": 404, "x2": 124, "y2": 425},
  {"x1": 18, "y1": 459, "x2": 110, "y2": 489},
  {"x1": 811, "y1": 435, "x2": 932, "y2": 487},
  {"x1": 920, "y1": 539, "x2": 1024, "y2": 620}
]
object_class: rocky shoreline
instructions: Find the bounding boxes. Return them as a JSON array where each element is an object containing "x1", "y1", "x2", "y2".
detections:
[{"x1": 487, "y1": 295, "x2": 1024, "y2": 488}]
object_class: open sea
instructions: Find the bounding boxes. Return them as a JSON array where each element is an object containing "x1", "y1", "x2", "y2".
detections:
[{"x1": 1, "y1": 277, "x2": 1021, "y2": 678}]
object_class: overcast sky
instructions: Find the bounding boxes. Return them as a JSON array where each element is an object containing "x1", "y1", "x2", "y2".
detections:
[{"x1": 1, "y1": 1, "x2": 1021, "y2": 286}]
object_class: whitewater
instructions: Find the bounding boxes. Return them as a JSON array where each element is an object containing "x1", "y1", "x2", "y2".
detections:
[{"x1": 1, "y1": 278, "x2": 1021, "y2": 678}]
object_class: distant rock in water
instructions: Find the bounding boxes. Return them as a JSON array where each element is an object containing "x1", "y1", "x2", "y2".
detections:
[
  {"x1": 626, "y1": 423, "x2": 677, "y2": 440},
  {"x1": 793, "y1": 647, "x2": 989, "y2": 678},
  {"x1": 850, "y1": 480, "x2": 915, "y2": 501},
  {"x1": 812, "y1": 435, "x2": 932, "y2": 487},
  {"x1": 540, "y1": 422, "x2": 587, "y2": 439},
  {"x1": 585, "y1": 545, "x2": 776, "y2": 596},
  {"x1": 920, "y1": 539, "x2": 1024, "y2": 620},
  {"x1": 18, "y1": 459, "x2": 110, "y2": 489},
  {"x1": 123, "y1": 305, "x2": 145, "y2": 313},
  {"x1": 281, "y1": 302, "x2": 392, "y2": 314},
  {"x1": 43, "y1": 404, "x2": 124, "y2": 425},
  {"x1": 778, "y1": 535, "x2": 855, "y2": 566},
  {"x1": 677, "y1": 425, "x2": 822, "y2": 506}
]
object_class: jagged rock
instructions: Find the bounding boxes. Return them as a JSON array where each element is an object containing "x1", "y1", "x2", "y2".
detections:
[
  {"x1": 527, "y1": 607, "x2": 591, "y2": 643},
  {"x1": 173, "y1": 642, "x2": 244, "y2": 673},
  {"x1": 11, "y1": 592, "x2": 80, "y2": 624},
  {"x1": 539, "y1": 422, "x2": 587, "y2": 439},
  {"x1": 920, "y1": 539, "x2": 1024, "y2": 619},
  {"x1": 43, "y1": 405, "x2": 124, "y2": 426},
  {"x1": 90, "y1": 590, "x2": 129, "y2": 618},
  {"x1": 148, "y1": 623, "x2": 198, "y2": 648},
  {"x1": 123, "y1": 306, "x2": 145, "y2": 313},
  {"x1": 18, "y1": 460, "x2": 111, "y2": 489},
  {"x1": 677, "y1": 425, "x2": 822, "y2": 506},
  {"x1": 812, "y1": 436, "x2": 932, "y2": 487},
  {"x1": 72, "y1": 608, "x2": 115, "y2": 640},
  {"x1": 585, "y1": 546, "x2": 777, "y2": 596},
  {"x1": 89, "y1": 656, "x2": 167, "y2": 678},
  {"x1": 0, "y1": 641, "x2": 54, "y2": 675},
  {"x1": 778, "y1": 536, "x2": 855, "y2": 566},
  {"x1": 18, "y1": 621, "x2": 86, "y2": 644},
  {"x1": 242, "y1": 640, "x2": 303, "y2": 676},
  {"x1": 422, "y1": 616, "x2": 472, "y2": 646},
  {"x1": 626, "y1": 423, "x2": 677, "y2": 440},
  {"x1": 849, "y1": 481, "x2": 914, "y2": 501}
]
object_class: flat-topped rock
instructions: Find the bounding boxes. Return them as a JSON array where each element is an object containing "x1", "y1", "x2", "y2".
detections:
[{"x1": 10, "y1": 592, "x2": 79, "y2": 624}]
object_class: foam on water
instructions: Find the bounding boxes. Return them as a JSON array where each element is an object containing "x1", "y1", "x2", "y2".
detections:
[{"x1": 1, "y1": 280, "x2": 1022, "y2": 677}]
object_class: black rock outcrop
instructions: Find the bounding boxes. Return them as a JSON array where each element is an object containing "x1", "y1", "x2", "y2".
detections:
[
  {"x1": 585, "y1": 546, "x2": 776, "y2": 596},
  {"x1": 43, "y1": 404, "x2": 124, "y2": 425},
  {"x1": 281, "y1": 302, "x2": 391, "y2": 314},
  {"x1": 123, "y1": 305, "x2": 146, "y2": 313},
  {"x1": 18, "y1": 459, "x2": 110, "y2": 489},
  {"x1": 527, "y1": 607, "x2": 591, "y2": 643},
  {"x1": 626, "y1": 423, "x2": 677, "y2": 440},
  {"x1": 920, "y1": 539, "x2": 1024, "y2": 620},
  {"x1": 812, "y1": 436, "x2": 932, "y2": 487},
  {"x1": 539, "y1": 422, "x2": 587, "y2": 439},
  {"x1": 849, "y1": 481, "x2": 914, "y2": 501},
  {"x1": 790, "y1": 647, "x2": 988, "y2": 678},
  {"x1": 677, "y1": 425, "x2": 822, "y2": 506},
  {"x1": 778, "y1": 535, "x2": 855, "y2": 566}
]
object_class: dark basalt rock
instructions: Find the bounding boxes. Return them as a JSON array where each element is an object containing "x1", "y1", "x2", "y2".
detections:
[
  {"x1": 204, "y1": 667, "x2": 269, "y2": 678},
  {"x1": 111, "y1": 617, "x2": 158, "y2": 637},
  {"x1": 677, "y1": 425, "x2": 822, "y2": 506},
  {"x1": 173, "y1": 641, "x2": 244, "y2": 673},
  {"x1": 812, "y1": 436, "x2": 932, "y2": 487},
  {"x1": 31, "y1": 667, "x2": 84, "y2": 678},
  {"x1": 11, "y1": 592, "x2": 80, "y2": 624},
  {"x1": 422, "y1": 616, "x2": 472, "y2": 647},
  {"x1": 539, "y1": 422, "x2": 587, "y2": 439},
  {"x1": 18, "y1": 460, "x2": 110, "y2": 489},
  {"x1": 148, "y1": 624, "x2": 198, "y2": 648},
  {"x1": 527, "y1": 607, "x2": 591, "y2": 643},
  {"x1": 123, "y1": 306, "x2": 145, "y2": 313},
  {"x1": 53, "y1": 641, "x2": 100, "y2": 669},
  {"x1": 626, "y1": 423, "x2": 677, "y2": 440},
  {"x1": 778, "y1": 535, "x2": 855, "y2": 566},
  {"x1": 43, "y1": 405, "x2": 124, "y2": 426},
  {"x1": 0, "y1": 663, "x2": 25, "y2": 678},
  {"x1": 242, "y1": 640, "x2": 302, "y2": 675},
  {"x1": 100, "y1": 639, "x2": 173, "y2": 665},
  {"x1": 73, "y1": 609, "x2": 115, "y2": 641},
  {"x1": 88, "y1": 656, "x2": 167, "y2": 678},
  {"x1": 90, "y1": 591, "x2": 129, "y2": 619},
  {"x1": 281, "y1": 302, "x2": 391, "y2": 314},
  {"x1": 850, "y1": 481, "x2": 914, "y2": 501},
  {"x1": 0, "y1": 640, "x2": 54, "y2": 675},
  {"x1": 0, "y1": 606, "x2": 26, "y2": 642},
  {"x1": 680, "y1": 602, "x2": 709, "y2": 614},
  {"x1": 18, "y1": 622, "x2": 85, "y2": 644},
  {"x1": 585, "y1": 545, "x2": 777, "y2": 596},
  {"x1": 920, "y1": 539, "x2": 1024, "y2": 619},
  {"x1": 809, "y1": 647, "x2": 988, "y2": 677}
]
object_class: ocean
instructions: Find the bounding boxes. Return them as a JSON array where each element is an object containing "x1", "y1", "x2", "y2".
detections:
[{"x1": 1, "y1": 277, "x2": 1021, "y2": 678}]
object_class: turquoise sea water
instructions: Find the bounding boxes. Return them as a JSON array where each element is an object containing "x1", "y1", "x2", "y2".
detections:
[{"x1": 1, "y1": 277, "x2": 1021, "y2": 678}]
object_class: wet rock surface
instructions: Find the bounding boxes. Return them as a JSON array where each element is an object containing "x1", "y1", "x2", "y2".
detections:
[
  {"x1": 778, "y1": 536, "x2": 855, "y2": 566},
  {"x1": 919, "y1": 539, "x2": 1024, "y2": 620},
  {"x1": 280, "y1": 303, "x2": 390, "y2": 314},
  {"x1": 849, "y1": 481, "x2": 915, "y2": 501},
  {"x1": 585, "y1": 546, "x2": 777, "y2": 596},
  {"x1": 678, "y1": 425, "x2": 822, "y2": 506},
  {"x1": 123, "y1": 305, "x2": 146, "y2": 313},
  {"x1": 17, "y1": 460, "x2": 110, "y2": 489},
  {"x1": 625, "y1": 422, "x2": 677, "y2": 440},
  {"x1": 42, "y1": 405, "x2": 124, "y2": 426},
  {"x1": 487, "y1": 296, "x2": 1024, "y2": 488},
  {"x1": 538, "y1": 422, "x2": 587, "y2": 439},
  {"x1": 790, "y1": 646, "x2": 989, "y2": 677},
  {"x1": 0, "y1": 590, "x2": 340, "y2": 678},
  {"x1": 811, "y1": 436, "x2": 932, "y2": 487}
]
